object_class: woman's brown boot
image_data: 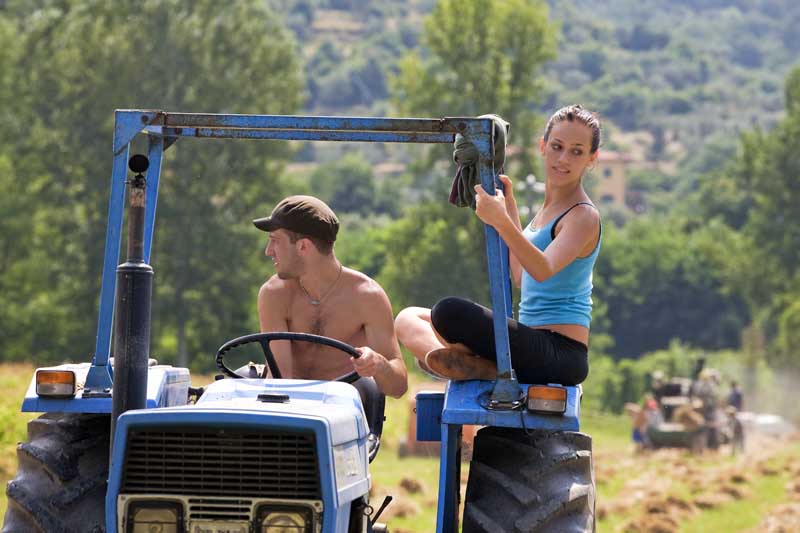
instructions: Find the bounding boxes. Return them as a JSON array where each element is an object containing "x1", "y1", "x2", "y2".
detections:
[{"x1": 424, "y1": 348, "x2": 497, "y2": 381}]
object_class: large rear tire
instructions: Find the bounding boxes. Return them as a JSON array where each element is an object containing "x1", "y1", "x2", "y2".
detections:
[
  {"x1": 3, "y1": 413, "x2": 110, "y2": 533},
  {"x1": 463, "y1": 427, "x2": 595, "y2": 533}
]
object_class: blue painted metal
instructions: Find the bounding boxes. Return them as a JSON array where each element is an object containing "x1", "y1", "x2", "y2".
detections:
[
  {"x1": 447, "y1": 117, "x2": 519, "y2": 391},
  {"x1": 105, "y1": 406, "x2": 365, "y2": 533},
  {"x1": 435, "y1": 423, "x2": 463, "y2": 533},
  {"x1": 101, "y1": 110, "x2": 167, "y2": 379},
  {"x1": 441, "y1": 381, "x2": 581, "y2": 431},
  {"x1": 476, "y1": 124, "x2": 521, "y2": 406},
  {"x1": 193, "y1": 379, "x2": 369, "y2": 451},
  {"x1": 416, "y1": 391, "x2": 445, "y2": 441},
  {"x1": 413, "y1": 385, "x2": 580, "y2": 443},
  {"x1": 161, "y1": 113, "x2": 472, "y2": 133},
  {"x1": 84, "y1": 147, "x2": 129, "y2": 395},
  {"x1": 143, "y1": 135, "x2": 164, "y2": 263},
  {"x1": 113, "y1": 109, "x2": 162, "y2": 155},
  {"x1": 22, "y1": 364, "x2": 190, "y2": 413},
  {"x1": 146, "y1": 125, "x2": 456, "y2": 144}
]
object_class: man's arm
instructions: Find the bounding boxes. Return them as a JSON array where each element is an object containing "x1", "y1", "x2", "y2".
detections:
[
  {"x1": 351, "y1": 281, "x2": 408, "y2": 398},
  {"x1": 257, "y1": 278, "x2": 293, "y2": 378}
]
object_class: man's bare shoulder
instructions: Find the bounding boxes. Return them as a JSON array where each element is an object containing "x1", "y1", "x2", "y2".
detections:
[
  {"x1": 341, "y1": 269, "x2": 393, "y2": 325},
  {"x1": 344, "y1": 268, "x2": 390, "y2": 303},
  {"x1": 258, "y1": 275, "x2": 294, "y2": 305}
]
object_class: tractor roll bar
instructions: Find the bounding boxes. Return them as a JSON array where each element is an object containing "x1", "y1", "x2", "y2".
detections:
[{"x1": 84, "y1": 110, "x2": 519, "y2": 406}]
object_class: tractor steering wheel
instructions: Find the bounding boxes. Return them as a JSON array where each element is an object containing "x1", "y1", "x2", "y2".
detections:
[{"x1": 215, "y1": 332, "x2": 361, "y2": 383}]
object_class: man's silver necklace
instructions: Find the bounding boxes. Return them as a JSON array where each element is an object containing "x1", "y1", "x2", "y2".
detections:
[{"x1": 298, "y1": 262, "x2": 343, "y2": 306}]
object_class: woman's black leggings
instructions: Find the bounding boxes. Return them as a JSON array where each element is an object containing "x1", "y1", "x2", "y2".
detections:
[{"x1": 430, "y1": 296, "x2": 589, "y2": 386}]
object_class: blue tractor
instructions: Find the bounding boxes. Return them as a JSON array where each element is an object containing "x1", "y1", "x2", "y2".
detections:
[{"x1": 3, "y1": 111, "x2": 595, "y2": 533}]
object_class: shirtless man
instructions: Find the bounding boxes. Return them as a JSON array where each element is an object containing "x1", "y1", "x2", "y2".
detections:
[{"x1": 253, "y1": 195, "x2": 407, "y2": 398}]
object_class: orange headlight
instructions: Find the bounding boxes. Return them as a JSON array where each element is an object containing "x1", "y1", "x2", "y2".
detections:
[
  {"x1": 526, "y1": 385, "x2": 567, "y2": 414},
  {"x1": 35, "y1": 370, "x2": 76, "y2": 398}
]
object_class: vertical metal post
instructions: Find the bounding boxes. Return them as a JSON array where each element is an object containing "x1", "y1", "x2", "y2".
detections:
[
  {"x1": 435, "y1": 422, "x2": 463, "y2": 533},
  {"x1": 500, "y1": 233, "x2": 513, "y2": 317},
  {"x1": 84, "y1": 147, "x2": 129, "y2": 395},
  {"x1": 143, "y1": 135, "x2": 165, "y2": 263},
  {"x1": 474, "y1": 121, "x2": 522, "y2": 407}
]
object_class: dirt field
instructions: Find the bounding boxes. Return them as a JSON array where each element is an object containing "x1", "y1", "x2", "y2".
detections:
[
  {"x1": 594, "y1": 432, "x2": 800, "y2": 532},
  {"x1": 367, "y1": 379, "x2": 800, "y2": 532}
]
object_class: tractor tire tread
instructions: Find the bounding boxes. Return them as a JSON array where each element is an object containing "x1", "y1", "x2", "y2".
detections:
[
  {"x1": 515, "y1": 483, "x2": 593, "y2": 531},
  {"x1": 463, "y1": 427, "x2": 595, "y2": 533},
  {"x1": 468, "y1": 461, "x2": 539, "y2": 505},
  {"x1": 2, "y1": 413, "x2": 109, "y2": 533}
]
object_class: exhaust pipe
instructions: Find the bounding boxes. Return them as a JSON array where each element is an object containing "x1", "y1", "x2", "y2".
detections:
[{"x1": 110, "y1": 154, "x2": 154, "y2": 445}]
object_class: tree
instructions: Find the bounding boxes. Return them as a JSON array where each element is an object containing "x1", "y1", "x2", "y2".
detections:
[
  {"x1": 684, "y1": 66, "x2": 800, "y2": 371},
  {"x1": 377, "y1": 0, "x2": 556, "y2": 325},
  {"x1": 308, "y1": 153, "x2": 403, "y2": 217},
  {"x1": 577, "y1": 46, "x2": 607, "y2": 81},
  {"x1": 1, "y1": 0, "x2": 303, "y2": 368},
  {"x1": 593, "y1": 216, "x2": 750, "y2": 359},
  {"x1": 737, "y1": 67, "x2": 800, "y2": 367},
  {"x1": 309, "y1": 154, "x2": 378, "y2": 215},
  {"x1": 787, "y1": 66, "x2": 800, "y2": 114},
  {"x1": 390, "y1": 0, "x2": 557, "y2": 177},
  {"x1": 617, "y1": 24, "x2": 670, "y2": 52},
  {"x1": 0, "y1": 17, "x2": 43, "y2": 360},
  {"x1": 745, "y1": 69, "x2": 800, "y2": 280},
  {"x1": 374, "y1": 202, "x2": 490, "y2": 313},
  {"x1": 775, "y1": 299, "x2": 800, "y2": 368}
]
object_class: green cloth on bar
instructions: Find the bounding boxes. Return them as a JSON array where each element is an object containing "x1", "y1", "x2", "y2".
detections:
[{"x1": 449, "y1": 114, "x2": 509, "y2": 209}]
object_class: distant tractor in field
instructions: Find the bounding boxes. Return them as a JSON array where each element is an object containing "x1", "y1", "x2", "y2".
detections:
[{"x1": 646, "y1": 367, "x2": 736, "y2": 452}]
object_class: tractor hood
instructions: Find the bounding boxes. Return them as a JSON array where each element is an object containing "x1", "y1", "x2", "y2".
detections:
[{"x1": 151, "y1": 378, "x2": 369, "y2": 445}]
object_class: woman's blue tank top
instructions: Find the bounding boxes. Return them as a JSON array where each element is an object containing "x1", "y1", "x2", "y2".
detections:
[{"x1": 518, "y1": 203, "x2": 601, "y2": 328}]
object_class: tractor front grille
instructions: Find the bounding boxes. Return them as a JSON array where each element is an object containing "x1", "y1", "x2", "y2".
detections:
[
  {"x1": 121, "y1": 428, "x2": 320, "y2": 499},
  {"x1": 187, "y1": 497, "x2": 252, "y2": 521}
]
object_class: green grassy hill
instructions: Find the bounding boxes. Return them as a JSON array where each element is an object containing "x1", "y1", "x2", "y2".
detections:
[{"x1": 273, "y1": 0, "x2": 799, "y2": 174}]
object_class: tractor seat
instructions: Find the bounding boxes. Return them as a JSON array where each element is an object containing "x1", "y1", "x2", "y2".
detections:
[{"x1": 352, "y1": 376, "x2": 385, "y2": 462}]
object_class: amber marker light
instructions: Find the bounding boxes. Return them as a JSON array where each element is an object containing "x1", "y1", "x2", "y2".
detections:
[
  {"x1": 526, "y1": 385, "x2": 567, "y2": 414},
  {"x1": 35, "y1": 370, "x2": 76, "y2": 398}
]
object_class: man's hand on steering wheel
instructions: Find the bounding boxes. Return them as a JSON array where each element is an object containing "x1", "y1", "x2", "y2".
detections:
[
  {"x1": 215, "y1": 332, "x2": 361, "y2": 383},
  {"x1": 351, "y1": 346, "x2": 388, "y2": 378}
]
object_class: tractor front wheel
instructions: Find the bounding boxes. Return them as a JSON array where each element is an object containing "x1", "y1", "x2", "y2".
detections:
[
  {"x1": 3, "y1": 413, "x2": 110, "y2": 533},
  {"x1": 463, "y1": 426, "x2": 595, "y2": 532}
]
